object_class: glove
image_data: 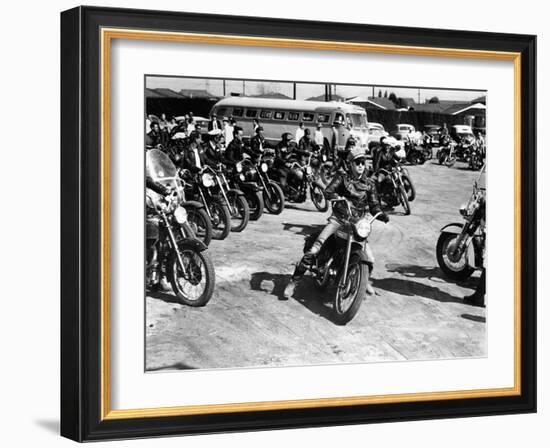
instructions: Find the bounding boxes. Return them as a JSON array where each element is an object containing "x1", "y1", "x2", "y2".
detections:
[{"x1": 378, "y1": 213, "x2": 389, "y2": 223}]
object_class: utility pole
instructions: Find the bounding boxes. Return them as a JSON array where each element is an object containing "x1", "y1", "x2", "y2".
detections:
[
  {"x1": 372, "y1": 85, "x2": 375, "y2": 98},
  {"x1": 293, "y1": 82, "x2": 296, "y2": 100},
  {"x1": 242, "y1": 80, "x2": 245, "y2": 96},
  {"x1": 223, "y1": 79, "x2": 226, "y2": 97}
]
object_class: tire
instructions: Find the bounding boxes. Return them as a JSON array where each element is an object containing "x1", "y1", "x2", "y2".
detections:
[
  {"x1": 246, "y1": 190, "x2": 264, "y2": 221},
  {"x1": 320, "y1": 163, "x2": 335, "y2": 186},
  {"x1": 398, "y1": 184, "x2": 411, "y2": 215},
  {"x1": 185, "y1": 206, "x2": 212, "y2": 247},
  {"x1": 263, "y1": 181, "x2": 285, "y2": 214},
  {"x1": 445, "y1": 156, "x2": 456, "y2": 168},
  {"x1": 168, "y1": 246, "x2": 215, "y2": 307},
  {"x1": 227, "y1": 190, "x2": 249, "y2": 232},
  {"x1": 310, "y1": 182, "x2": 329, "y2": 212},
  {"x1": 208, "y1": 197, "x2": 231, "y2": 240},
  {"x1": 436, "y1": 231, "x2": 475, "y2": 281},
  {"x1": 333, "y1": 252, "x2": 369, "y2": 325},
  {"x1": 402, "y1": 174, "x2": 416, "y2": 202}
]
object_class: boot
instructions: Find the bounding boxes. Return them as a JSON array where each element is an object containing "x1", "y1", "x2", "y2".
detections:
[{"x1": 463, "y1": 292, "x2": 485, "y2": 308}]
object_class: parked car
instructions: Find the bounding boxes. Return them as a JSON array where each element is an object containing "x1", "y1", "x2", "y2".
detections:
[
  {"x1": 450, "y1": 124, "x2": 475, "y2": 144},
  {"x1": 422, "y1": 124, "x2": 441, "y2": 144},
  {"x1": 367, "y1": 122, "x2": 389, "y2": 150},
  {"x1": 392, "y1": 123, "x2": 416, "y2": 140}
]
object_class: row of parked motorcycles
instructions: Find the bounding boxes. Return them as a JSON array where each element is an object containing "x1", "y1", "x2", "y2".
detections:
[{"x1": 436, "y1": 136, "x2": 485, "y2": 170}]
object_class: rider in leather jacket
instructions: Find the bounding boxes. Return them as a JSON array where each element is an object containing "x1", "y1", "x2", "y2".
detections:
[{"x1": 283, "y1": 147, "x2": 389, "y2": 299}]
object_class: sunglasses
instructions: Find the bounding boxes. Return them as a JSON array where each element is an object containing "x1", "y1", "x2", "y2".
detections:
[{"x1": 353, "y1": 159, "x2": 366, "y2": 166}]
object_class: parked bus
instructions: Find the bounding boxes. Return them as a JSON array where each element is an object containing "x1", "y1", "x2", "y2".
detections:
[{"x1": 210, "y1": 96, "x2": 369, "y2": 150}]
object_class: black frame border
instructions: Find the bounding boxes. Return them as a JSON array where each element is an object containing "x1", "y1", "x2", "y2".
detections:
[{"x1": 61, "y1": 6, "x2": 536, "y2": 442}]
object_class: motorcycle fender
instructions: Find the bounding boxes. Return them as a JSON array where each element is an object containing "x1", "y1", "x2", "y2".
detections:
[
  {"x1": 181, "y1": 200, "x2": 205, "y2": 210},
  {"x1": 241, "y1": 182, "x2": 263, "y2": 192},
  {"x1": 228, "y1": 188, "x2": 246, "y2": 197},
  {"x1": 177, "y1": 237, "x2": 208, "y2": 253},
  {"x1": 440, "y1": 222, "x2": 464, "y2": 234}
]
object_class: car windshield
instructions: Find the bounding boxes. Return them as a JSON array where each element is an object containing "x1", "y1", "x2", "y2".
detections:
[{"x1": 346, "y1": 113, "x2": 367, "y2": 128}]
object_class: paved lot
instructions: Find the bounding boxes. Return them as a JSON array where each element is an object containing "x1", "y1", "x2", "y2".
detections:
[{"x1": 146, "y1": 159, "x2": 486, "y2": 371}]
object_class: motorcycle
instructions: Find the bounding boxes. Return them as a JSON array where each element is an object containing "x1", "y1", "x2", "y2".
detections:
[
  {"x1": 243, "y1": 153, "x2": 285, "y2": 215},
  {"x1": 436, "y1": 167, "x2": 486, "y2": 280},
  {"x1": 404, "y1": 141, "x2": 426, "y2": 165},
  {"x1": 275, "y1": 154, "x2": 329, "y2": 212},
  {"x1": 303, "y1": 199, "x2": 383, "y2": 325},
  {"x1": 147, "y1": 149, "x2": 213, "y2": 247},
  {"x1": 209, "y1": 163, "x2": 250, "y2": 233},
  {"x1": 229, "y1": 160, "x2": 265, "y2": 221},
  {"x1": 468, "y1": 143, "x2": 485, "y2": 171},
  {"x1": 376, "y1": 161, "x2": 415, "y2": 215},
  {"x1": 146, "y1": 150, "x2": 215, "y2": 306},
  {"x1": 455, "y1": 137, "x2": 475, "y2": 162},
  {"x1": 437, "y1": 138, "x2": 457, "y2": 167},
  {"x1": 182, "y1": 165, "x2": 232, "y2": 240}
]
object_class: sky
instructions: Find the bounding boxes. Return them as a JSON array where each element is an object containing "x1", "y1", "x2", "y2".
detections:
[{"x1": 146, "y1": 76, "x2": 485, "y2": 103}]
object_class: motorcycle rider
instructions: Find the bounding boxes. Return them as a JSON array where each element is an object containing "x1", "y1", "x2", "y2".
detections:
[
  {"x1": 224, "y1": 126, "x2": 246, "y2": 165},
  {"x1": 248, "y1": 126, "x2": 269, "y2": 160},
  {"x1": 182, "y1": 130, "x2": 206, "y2": 173},
  {"x1": 203, "y1": 129, "x2": 226, "y2": 167},
  {"x1": 273, "y1": 132, "x2": 295, "y2": 187},
  {"x1": 283, "y1": 147, "x2": 389, "y2": 299},
  {"x1": 373, "y1": 136, "x2": 401, "y2": 200}
]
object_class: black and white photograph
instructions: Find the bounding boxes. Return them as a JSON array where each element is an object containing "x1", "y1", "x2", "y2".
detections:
[{"x1": 144, "y1": 75, "x2": 487, "y2": 371}]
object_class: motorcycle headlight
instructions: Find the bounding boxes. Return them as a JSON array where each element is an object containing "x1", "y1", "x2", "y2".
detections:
[
  {"x1": 459, "y1": 202, "x2": 468, "y2": 216},
  {"x1": 239, "y1": 173, "x2": 245, "y2": 181},
  {"x1": 322, "y1": 154, "x2": 327, "y2": 162},
  {"x1": 202, "y1": 173, "x2": 215, "y2": 187},
  {"x1": 261, "y1": 162, "x2": 268, "y2": 173},
  {"x1": 173, "y1": 206, "x2": 188, "y2": 224},
  {"x1": 236, "y1": 162, "x2": 243, "y2": 173},
  {"x1": 306, "y1": 166, "x2": 312, "y2": 175},
  {"x1": 354, "y1": 218, "x2": 371, "y2": 238}
]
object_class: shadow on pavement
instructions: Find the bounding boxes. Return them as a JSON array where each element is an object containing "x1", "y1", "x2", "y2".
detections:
[
  {"x1": 147, "y1": 362, "x2": 196, "y2": 371},
  {"x1": 385, "y1": 263, "x2": 479, "y2": 288},
  {"x1": 282, "y1": 222, "x2": 324, "y2": 237},
  {"x1": 250, "y1": 272, "x2": 336, "y2": 323},
  {"x1": 147, "y1": 289, "x2": 181, "y2": 304},
  {"x1": 371, "y1": 277, "x2": 464, "y2": 304},
  {"x1": 461, "y1": 313, "x2": 486, "y2": 323}
]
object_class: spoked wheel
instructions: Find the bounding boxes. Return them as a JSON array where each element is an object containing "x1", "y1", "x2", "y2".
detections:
[
  {"x1": 445, "y1": 156, "x2": 456, "y2": 167},
  {"x1": 246, "y1": 191, "x2": 264, "y2": 221},
  {"x1": 320, "y1": 163, "x2": 335, "y2": 186},
  {"x1": 333, "y1": 253, "x2": 368, "y2": 325},
  {"x1": 436, "y1": 232, "x2": 474, "y2": 280},
  {"x1": 226, "y1": 190, "x2": 249, "y2": 232},
  {"x1": 185, "y1": 206, "x2": 212, "y2": 247},
  {"x1": 168, "y1": 246, "x2": 215, "y2": 307},
  {"x1": 208, "y1": 198, "x2": 231, "y2": 240},
  {"x1": 402, "y1": 174, "x2": 416, "y2": 202},
  {"x1": 398, "y1": 184, "x2": 411, "y2": 215},
  {"x1": 310, "y1": 182, "x2": 328, "y2": 212},
  {"x1": 263, "y1": 181, "x2": 285, "y2": 214}
]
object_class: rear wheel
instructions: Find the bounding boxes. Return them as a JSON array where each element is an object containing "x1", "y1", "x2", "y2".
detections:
[{"x1": 333, "y1": 252, "x2": 368, "y2": 325}]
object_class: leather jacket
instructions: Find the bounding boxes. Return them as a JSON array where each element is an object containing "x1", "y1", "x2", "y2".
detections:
[{"x1": 325, "y1": 171, "x2": 386, "y2": 221}]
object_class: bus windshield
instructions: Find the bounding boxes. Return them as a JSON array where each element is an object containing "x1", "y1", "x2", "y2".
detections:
[{"x1": 346, "y1": 113, "x2": 367, "y2": 128}]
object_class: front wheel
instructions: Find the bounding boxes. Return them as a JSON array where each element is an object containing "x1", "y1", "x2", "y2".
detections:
[
  {"x1": 436, "y1": 231, "x2": 474, "y2": 280},
  {"x1": 320, "y1": 163, "x2": 335, "y2": 186},
  {"x1": 246, "y1": 190, "x2": 264, "y2": 221},
  {"x1": 263, "y1": 181, "x2": 285, "y2": 214},
  {"x1": 185, "y1": 206, "x2": 213, "y2": 247},
  {"x1": 333, "y1": 252, "x2": 369, "y2": 325},
  {"x1": 168, "y1": 246, "x2": 215, "y2": 307},
  {"x1": 208, "y1": 197, "x2": 231, "y2": 240},
  {"x1": 310, "y1": 181, "x2": 329, "y2": 212},
  {"x1": 398, "y1": 184, "x2": 411, "y2": 215},
  {"x1": 445, "y1": 155, "x2": 456, "y2": 167},
  {"x1": 227, "y1": 190, "x2": 250, "y2": 232},
  {"x1": 402, "y1": 174, "x2": 416, "y2": 202}
]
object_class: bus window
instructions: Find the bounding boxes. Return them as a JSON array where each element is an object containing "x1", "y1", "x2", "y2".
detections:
[
  {"x1": 274, "y1": 111, "x2": 285, "y2": 120},
  {"x1": 216, "y1": 107, "x2": 228, "y2": 117},
  {"x1": 232, "y1": 108, "x2": 243, "y2": 117},
  {"x1": 303, "y1": 112, "x2": 314, "y2": 122},
  {"x1": 288, "y1": 112, "x2": 299, "y2": 121},
  {"x1": 245, "y1": 109, "x2": 258, "y2": 118},
  {"x1": 346, "y1": 113, "x2": 367, "y2": 128},
  {"x1": 260, "y1": 110, "x2": 272, "y2": 119},
  {"x1": 335, "y1": 112, "x2": 345, "y2": 124},
  {"x1": 317, "y1": 113, "x2": 330, "y2": 123}
]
